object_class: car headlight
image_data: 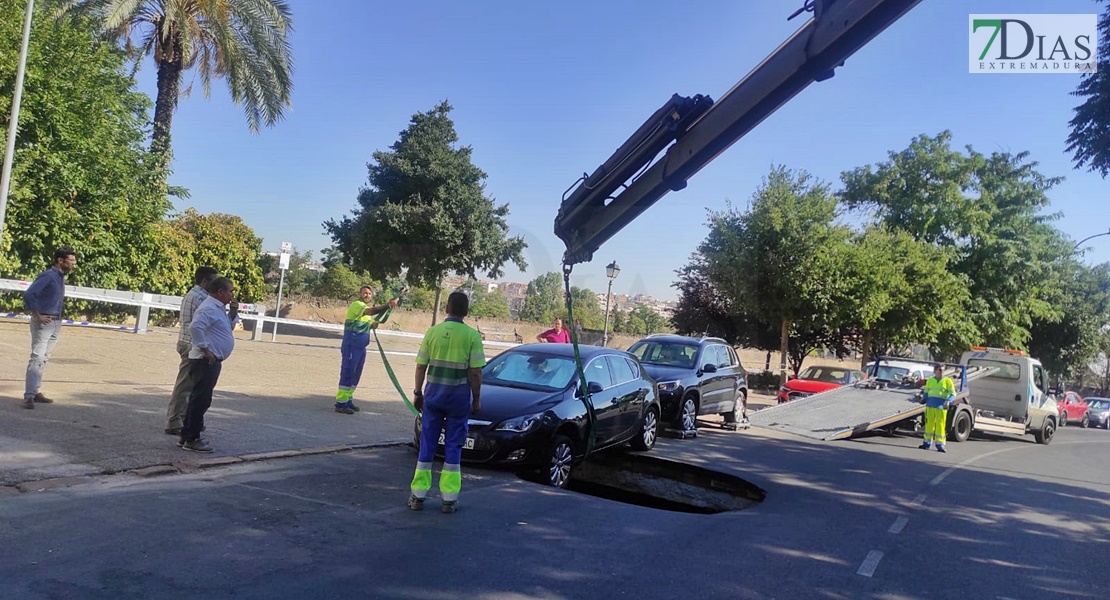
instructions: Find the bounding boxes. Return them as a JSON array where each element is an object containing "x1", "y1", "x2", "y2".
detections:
[
  {"x1": 495, "y1": 412, "x2": 544, "y2": 432},
  {"x1": 1101, "y1": 411, "x2": 1110, "y2": 419},
  {"x1": 657, "y1": 380, "x2": 682, "y2": 392}
]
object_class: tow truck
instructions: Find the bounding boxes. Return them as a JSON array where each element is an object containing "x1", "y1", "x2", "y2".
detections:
[{"x1": 746, "y1": 349, "x2": 1059, "y2": 444}]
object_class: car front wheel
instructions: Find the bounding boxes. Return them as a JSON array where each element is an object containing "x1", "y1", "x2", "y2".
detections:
[
  {"x1": 544, "y1": 435, "x2": 576, "y2": 488},
  {"x1": 630, "y1": 408, "x2": 658, "y2": 451},
  {"x1": 673, "y1": 395, "x2": 698, "y2": 431}
]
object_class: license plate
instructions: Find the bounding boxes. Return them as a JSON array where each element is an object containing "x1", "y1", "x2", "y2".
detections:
[{"x1": 438, "y1": 432, "x2": 475, "y2": 450}]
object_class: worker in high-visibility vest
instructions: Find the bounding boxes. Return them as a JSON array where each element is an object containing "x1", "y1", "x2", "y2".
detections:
[
  {"x1": 408, "y1": 292, "x2": 485, "y2": 514},
  {"x1": 920, "y1": 363, "x2": 956, "y2": 453},
  {"x1": 335, "y1": 286, "x2": 398, "y2": 414}
]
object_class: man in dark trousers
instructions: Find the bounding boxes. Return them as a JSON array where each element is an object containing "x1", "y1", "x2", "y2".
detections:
[
  {"x1": 180, "y1": 277, "x2": 239, "y2": 453},
  {"x1": 21, "y1": 248, "x2": 77, "y2": 409},
  {"x1": 408, "y1": 292, "x2": 485, "y2": 513},
  {"x1": 165, "y1": 266, "x2": 218, "y2": 435}
]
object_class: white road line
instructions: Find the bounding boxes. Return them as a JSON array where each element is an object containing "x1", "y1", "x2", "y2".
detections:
[
  {"x1": 929, "y1": 440, "x2": 1110, "y2": 486},
  {"x1": 888, "y1": 516, "x2": 909, "y2": 534},
  {"x1": 911, "y1": 493, "x2": 927, "y2": 506},
  {"x1": 856, "y1": 550, "x2": 884, "y2": 577}
]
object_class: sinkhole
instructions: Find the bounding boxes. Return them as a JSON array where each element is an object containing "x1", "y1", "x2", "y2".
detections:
[{"x1": 560, "y1": 453, "x2": 765, "y2": 514}]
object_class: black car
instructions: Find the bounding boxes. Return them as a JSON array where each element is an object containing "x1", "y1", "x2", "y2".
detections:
[
  {"x1": 627, "y1": 335, "x2": 748, "y2": 433},
  {"x1": 414, "y1": 343, "x2": 660, "y2": 488}
]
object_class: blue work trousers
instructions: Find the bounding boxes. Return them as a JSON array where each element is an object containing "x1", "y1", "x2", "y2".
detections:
[
  {"x1": 418, "y1": 398, "x2": 470, "y2": 465},
  {"x1": 338, "y1": 330, "x2": 370, "y2": 393}
]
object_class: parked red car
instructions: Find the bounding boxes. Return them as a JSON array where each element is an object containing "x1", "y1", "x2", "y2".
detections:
[
  {"x1": 777, "y1": 366, "x2": 866, "y2": 404},
  {"x1": 1058, "y1": 391, "x2": 1090, "y2": 428}
]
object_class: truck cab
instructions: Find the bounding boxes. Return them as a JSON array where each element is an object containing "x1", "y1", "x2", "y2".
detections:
[{"x1": 958, "y1": 347, "x2": 1057, "y2": 444}]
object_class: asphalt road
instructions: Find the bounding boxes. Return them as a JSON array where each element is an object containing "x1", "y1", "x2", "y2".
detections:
[
  {"x1": 2, "y1": 320, "x2": 1108, "y2": 599},
  {"x1": 1, "y1": 420, "x2": 1106, "y2": 599}
]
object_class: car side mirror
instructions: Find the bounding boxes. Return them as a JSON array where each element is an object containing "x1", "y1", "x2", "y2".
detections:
[
  {"x1": 701, "y1": 363, "x2": 718, "y2": 374},
  {"x1": 586, "y1": 381, "x2": 605, "y2": 395}
]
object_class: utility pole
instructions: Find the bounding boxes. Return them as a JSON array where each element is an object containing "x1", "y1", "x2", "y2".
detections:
[{"x1": 0, "y1": 0, "x2": 36, "y2": 244}]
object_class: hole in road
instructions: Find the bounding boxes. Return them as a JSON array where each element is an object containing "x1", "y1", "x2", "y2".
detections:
[{"x1": 559, "y1": 453, "x2": 765, "y2": 514}]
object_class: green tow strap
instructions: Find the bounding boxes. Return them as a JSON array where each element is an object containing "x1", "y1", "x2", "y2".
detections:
[
  {"x1": 369, "y1": 306, "x2": 418, "y2": 415},
  {"x1": 563, "y1": 264, "x2": 597, "y2": 458}
]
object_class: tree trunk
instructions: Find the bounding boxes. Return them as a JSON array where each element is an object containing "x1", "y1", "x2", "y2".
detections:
[
  {"x1": 780, "y1": 318, "x2": 790, "y2": 380},
  {"x1": 151, "y1": 29, "x2": 184, "y2": 169},
  {"x1": 431, "y1": 285, "x2": 443, "y2": 326},
  {"x1": 860, "y1": 328, "x2": 873, "y2": 371}
]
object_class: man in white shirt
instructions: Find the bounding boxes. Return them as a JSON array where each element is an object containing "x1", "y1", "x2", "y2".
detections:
[
  {"x1": 180, "y1": 277, "x2": 239, "y2": 453},
  {"x1": 165, "y1": 266, "x2": 218, "y2": 435}
]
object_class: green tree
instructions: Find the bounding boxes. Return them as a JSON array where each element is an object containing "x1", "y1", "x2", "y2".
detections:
[
  {"x1": 519, "y1": 272, "x2": 562, "y2": 323},
  {"x1": 701, "y1": 167, "x2": 849, "y2": 374},
  {"x1": 325, "y1": 101, "x2": 527, "y2": 325},
  {"x1": 55, "y1": 0, "x2": 295, "y2": 166},
  {"x1": 841, "y1": 131, "x2": 1069, "y2": 355},
  {"x1": 167, "y1": 209, "x2": 265, "y2": 302},
  {"x1": 455, "y1": 279, "x2": 511, "y2": 319},
  {"x1": 1029, "y1": 262, "x2": 1110, "y2": 382},
  {"x1": 1067, "y1": 0, "x2": 1110, "y2": 176},
  {"x1": 259, "y1": 248, "x2": 315, "y2": 297},
  {"x1": 0, "y1": 1, "x2": 172, "y2": 298},
  {"x1": 625, "y1": 305, "x2": 669, "y2": 337},
  {"x1": 310, "y1": 262, "x2": 362, "y2": 301}
]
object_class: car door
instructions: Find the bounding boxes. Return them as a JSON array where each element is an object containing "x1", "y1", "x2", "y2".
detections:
[
  {"x1": 582, "y1": 356, "x2": 621, "y2": 446},
  {"x1": 697, "y1": 344, "x2": 729, "y2": 413},
  {"x1": 606, "y1": 355, "x2": 647, "y2": 439}
]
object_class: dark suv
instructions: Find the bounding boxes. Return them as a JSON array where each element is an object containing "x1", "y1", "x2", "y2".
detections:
[{"x1": 627, "y1": 335, "x2": 748, "y2": 434}]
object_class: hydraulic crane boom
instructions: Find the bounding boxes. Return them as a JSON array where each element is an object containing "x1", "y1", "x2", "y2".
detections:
[{"x1": 554, "y1": 0, "x2": 925, "y2": 265}]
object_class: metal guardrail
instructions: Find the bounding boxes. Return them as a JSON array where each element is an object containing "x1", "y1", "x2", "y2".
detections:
[{"x1": 0, "y1": 278, "x2": 520, "y2": 348}]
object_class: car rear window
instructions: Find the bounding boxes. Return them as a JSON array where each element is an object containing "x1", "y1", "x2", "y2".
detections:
[{"x1": 628, "y1": 341, "x2": 697, "y2": 369}]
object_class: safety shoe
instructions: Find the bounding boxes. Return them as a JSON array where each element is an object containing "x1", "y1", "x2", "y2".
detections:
[
  {"x1": 407, "y1": 495, "x2": 425, "y2": 511},
  {"x1": 21, "y1": 398, "x2": 34, "y2": 409},
  {"x1": 936, "y1": 446, "x2": 947, "y2": 453},
  {"x1": 33, "y1": 392, "x2": 54, "y2": 404},
  {"x1": 181, "y1": 439, "x2": 214, "y2": 453},
  {"x1": 335, "y1": 404, "x2": 355, "y2": 415},
  {"x1": 441, "y1": 501, "x2": 458, "y2": 514},
  {"x1": 348, "y1": 401, "x2": 361, "y2": 412},
  {"x1": 918, "y1": 443, "x2": 931, "y2": 450}
]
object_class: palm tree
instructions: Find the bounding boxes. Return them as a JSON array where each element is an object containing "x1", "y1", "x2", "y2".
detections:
[{"x1": 54, "y1": 0, "x2": 294, "y2": 166}]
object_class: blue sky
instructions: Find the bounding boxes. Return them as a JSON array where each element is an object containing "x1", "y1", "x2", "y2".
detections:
[{"x1": 140, "y1": 0, "x2": 1110, "y2": 301}]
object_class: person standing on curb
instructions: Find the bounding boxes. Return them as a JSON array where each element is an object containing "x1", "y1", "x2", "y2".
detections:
[
  {"x1": 21, "y1": 248, "x2": 77, "y2": 409},
  {"x1": 920, "y1": 363, "x2": 956, "y2": 453},
  {"x1": 335, "y1": 285, "x2": 398, "y2": 414},
  {"x1": 179, "y1": 277, "x2": 239, "y2": 453},
  {"x1": 536, "y1": 317, "x2": 571, "y2": 343},
  {"x1": 165, "y1": 266, "x2": 218, "y2": 435},
  {"x1": 408, "y1": 292, "x2": 485, "y2": 514}
]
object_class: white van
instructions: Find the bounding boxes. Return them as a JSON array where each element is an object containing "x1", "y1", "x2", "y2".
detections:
[{"x1": 956, "y1": 347, "x2": 1058, "y2": 444}]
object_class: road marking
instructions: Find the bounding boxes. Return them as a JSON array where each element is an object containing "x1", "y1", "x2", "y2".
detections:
[
  {"x1": 888, "y1": 516, "x2": 909, "y2": 534},
  {"x1": 856, "y1": 550, "x2": 884, "y2": 577},
  {"x1": 911, "y1": 493, "x2": 927, "y2": 506},
  {"x1": 929, "y1": 440, "x2": 1110, "y2": 486}
]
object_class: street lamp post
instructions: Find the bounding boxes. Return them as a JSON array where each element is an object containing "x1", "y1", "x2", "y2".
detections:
[
  {"x1": 0, "y1": 0, "x2": 36, "y2": 244},
  {"x1": 1073, "y1": 228, "x2": 1110, "y2": 254},
  {"x1": 602, "y1": 260, "x2": 620, "y2": 347}
]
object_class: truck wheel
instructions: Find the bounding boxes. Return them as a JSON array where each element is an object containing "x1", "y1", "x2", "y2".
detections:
[
  {"x1": 1079, "y1": 414, "x2": 1089, "y2": 429},
  {"x1": 951, "y1": 410, "x2": 972, "y2": 443},
  {"x1": 1034, "y1": 418, "x2": 1055, "y2": 445}
]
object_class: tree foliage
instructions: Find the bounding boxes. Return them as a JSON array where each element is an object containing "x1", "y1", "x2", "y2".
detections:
[
  {"x1": 325, "y1": 101, "x2": 527, "y2": 323},
  {"x1": 166, "y1": 209, "x2": 266, "y2": 302},
  {"x1": 1, "y1": 1, "x2": 168, "y2": 293},
  {"x1": 518, "y1": 271, "x2": 603, "y2": 327},
  {"x1": 841, "y1": 131, "x2": 1070, "y2": 357},
  {"x1": 454, "y1": 279, "x2": 511, "y2": 320},
  {"x1": 54, "y1": 0, "x2": 295, "y2": 165},
  {"x1": 1067, "y1": 0, "x2": 1110, "y2": 176}
]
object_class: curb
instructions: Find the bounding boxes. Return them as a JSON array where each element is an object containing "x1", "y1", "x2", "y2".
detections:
[{"x1": 0, "y1": 439, "x2": 412, "y2": 496}]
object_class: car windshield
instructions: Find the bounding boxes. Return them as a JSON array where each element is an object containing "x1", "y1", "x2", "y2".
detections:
[
  {"x1": 871, "y1": 365, "x2": 910, "y2": 380},
  {"x1": 628, "y1": 341, "x2": 698, "y2": 369},
  {"x1": 482, "y1": 351, "x2": 577, "y2": 392},
  {"x1": 1087, "y1": 399, "x2": 1110, "y2": 410},
  {"x1": 798, "y1": 366, "x2": 852, "y2": 384}
]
